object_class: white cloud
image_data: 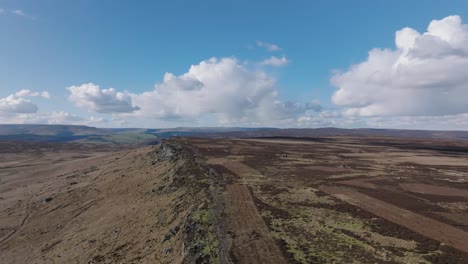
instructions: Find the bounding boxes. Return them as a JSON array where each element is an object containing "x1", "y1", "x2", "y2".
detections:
[
  {"x1": 15, "y1": 89, "x2": 51, "y2": 99},
  {"x1": 44, "y1": 111, "x2": 84, "y2": 124},
  {"x1": 5, "y1": 9, "x2": 34, "y2": 19},
  {"x1": 11, "y1": 10, "x2": 25, "y2": 16},
  {"x1": 41, "y1": 91, "x2": 51, "y2": 99},
  {"x1": 0, "y1": 94, "x2": 38, "y2": 114},
  {"x1": 67, "y1": 83, "x2": 140, "y2": 113},
  {"x1": 256, "y1": 41, "x2": 281, "y2": 51},
  {"x1": 0, "y1": 110, "x2": 111, "y2": 127},
  {"x1": 297, "y1": 112, "x2": 351, "y2": 128},
  {"x1": 260, "y1": 56, "x2": 289, "y2": 67},
  {"x1": 0, "y1": 89, "x2": 50, "y2": 116},
  {"x1": 332, "y1": 15, "x2": 468, "y2": 117},
  {"x1": 45, "y1": 112, "x2": 108, "y2": 126},
  {"x1": 131, "y1": 57, "x2": 305, "y2": 124},
  {"x1": 294, "y1": 110, "x2": 468, "y2": 130},
  {"x1": 15, "y1": 89, "x2": 32, "y2": 97}
]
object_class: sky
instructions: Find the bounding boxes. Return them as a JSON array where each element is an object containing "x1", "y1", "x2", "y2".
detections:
[{"x1": 1, "y1": 0, "x2": 468, "y2": 129}]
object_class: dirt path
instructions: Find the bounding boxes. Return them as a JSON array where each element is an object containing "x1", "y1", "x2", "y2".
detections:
[
  {"x1": 320, "y1": 186, "x2": 468, "y2": 253},
  {"x1": 224, "y1": 184, "x2": 287, "y2": 264},
  {"x1": 208, "y1": 157, "x2": 288, "y2": 262},
  {"x1": 399, "y1": 183, "x2": 468, "y2": 197}
]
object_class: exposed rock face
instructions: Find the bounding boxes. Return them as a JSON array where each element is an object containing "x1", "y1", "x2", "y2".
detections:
[
  {"x1": 157, "y1": 139, "x2": 228, "y2": 264},
  {"x1": 161, "y1": 144, "x2": 175, "y2": 157},
  {"x1": 0, "y1": 139, "x2": 228, "y2": 264}
]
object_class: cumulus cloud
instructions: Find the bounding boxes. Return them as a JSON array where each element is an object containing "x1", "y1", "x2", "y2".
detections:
[
  {"x1": 256, "y1": 41, "x2": 281, "y2": 51},
  {"x1": 67, "y1": 83, "x2": 140, "y2": 113},
  {"x1": 0, "y1": 89, "x2": 52, "y2": 116},
  {"x1": 260, "y1": 56, "x2": 289, "y2": 67},
  {"x1": 332, "y1": 15, "x2": 468, "y2": 117},
  {"x1": 131, "y1": 57, "x2": 305, "y2": 124},
  {"x1": 0, "y1": 94, "x2": 38, "y2": 114},
  {"x1": 0, "y1": 89, "x2": 51, "y2": 115}
]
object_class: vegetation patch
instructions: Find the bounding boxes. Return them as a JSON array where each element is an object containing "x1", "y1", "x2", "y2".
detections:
[{"x1": 256, "y1": 188, "x2": 433, "y2": 264}]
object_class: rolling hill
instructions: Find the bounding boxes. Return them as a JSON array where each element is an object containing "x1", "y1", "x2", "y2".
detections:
[{"x1": 1, "y1": 125, "x2": 468, "y2": 143}]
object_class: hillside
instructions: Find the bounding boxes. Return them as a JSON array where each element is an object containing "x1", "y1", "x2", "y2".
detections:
[
  {"x1": 0, "y1": 140, "x2": 226, "y2": 263},
  {"x1": 0, "y1": 125, "x2": 273, "y2": 144}
]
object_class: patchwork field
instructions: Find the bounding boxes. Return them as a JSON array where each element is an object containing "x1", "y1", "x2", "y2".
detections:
[
  {"x1": 183, "y1": 136, "x2": 468, "y2": 263},
  {"x1": 1, "y1": 137, "x2": 468, "y2": 263}
]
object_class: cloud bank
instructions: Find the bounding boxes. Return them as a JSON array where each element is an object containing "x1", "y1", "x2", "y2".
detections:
[
  {"x1": 332, "y1": 15, "x2": 468, "y2": 117},
  {"x1": 131, "y1": 57, "x2": 304, "y2": 125},
  {"x1": 64, "y1": 57, "x2": 321, "y2": 127}
]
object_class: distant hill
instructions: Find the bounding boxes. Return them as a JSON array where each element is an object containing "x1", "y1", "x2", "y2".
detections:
[
  {"x1": 196, "y1": 127, "x2": 468, "y2": 141},
  {"x1": 0, "y1": 124, "x2": 109, "y2": 136},
  {"x1": 0, "y1": 125, "x2": 275, "y2": 144},
  {"x1": 1, "y1": 125, "x2": 467, "y2": 143},
  {"x1": 0, "y1": 125, "x2": 112, "y2": 143}
]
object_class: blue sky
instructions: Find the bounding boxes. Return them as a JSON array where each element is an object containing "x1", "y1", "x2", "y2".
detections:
[{"x1": 1, "y1": 1, "x2": 468, "y2": 129}]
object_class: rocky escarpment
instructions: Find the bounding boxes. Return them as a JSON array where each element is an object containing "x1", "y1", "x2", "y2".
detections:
[{"x1": 156, "y1": 139, "x2": 229, "y2": 264}]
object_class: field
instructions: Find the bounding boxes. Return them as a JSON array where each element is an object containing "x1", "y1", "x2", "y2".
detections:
[
  {"x1": 1, "y1": 136, "x2": 468, "y2": 263},
  {"x1": 183, "y1": 136, "x2": 468, "y2": 263}
]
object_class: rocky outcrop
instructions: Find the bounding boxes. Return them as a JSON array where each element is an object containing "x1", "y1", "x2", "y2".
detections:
[{"x1": 154, "y1": 139, "x2": 228, "y2": 264}]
